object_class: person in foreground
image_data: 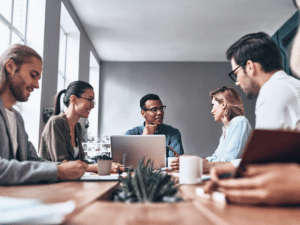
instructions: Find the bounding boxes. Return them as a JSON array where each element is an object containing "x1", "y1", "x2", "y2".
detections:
[
  {"x1": 39, "y1": 81, "x2": 123, "y2": 173},
  {"x1": 125, "y1": 94, "x2": 184, "y2": 169},
  {"x1": 204, "y1": 30, "x2": 300, "y2": 205},
  {"x1": 290, "y1": 0, "x2": 300, "y2": 79},
  {"x1": 0, "y1": 44, "x2": 87, "y2": 185},
  {"x1": 202, "y1": 86, "x2": 252, "y2": 173}
]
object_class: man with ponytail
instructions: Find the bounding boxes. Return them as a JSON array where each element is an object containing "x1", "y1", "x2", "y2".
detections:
[{"x1": 0, "y1": 44, "x2": 87, "y2": 185}]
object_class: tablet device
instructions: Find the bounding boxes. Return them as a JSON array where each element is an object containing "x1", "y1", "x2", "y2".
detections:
[
  {"x1": 110, "y1": 135, "x2": 166, "y2": 169},
  {"x1": 235, "y1": 129, "x2": 300, "y2": 177}
]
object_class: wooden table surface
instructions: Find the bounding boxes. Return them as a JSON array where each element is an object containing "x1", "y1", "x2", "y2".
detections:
[{"x1": 1, "y1": 179, "x2": 300, "y2": 224}]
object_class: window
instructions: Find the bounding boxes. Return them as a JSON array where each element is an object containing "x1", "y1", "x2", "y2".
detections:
[
  {"x1": 88, "y1": 52, "x2": 100, "y2": 139},
  {"x1": 0, "y1": 0, "x2": 28, "y2": 55},
  {"x1": 0, "y1": 0, "x2": 28, "y2": 113},
  {"x1": 57, "y1": 26, "x2": 67, "y2": 92},
  {"x1": 58, "y1": 2, "x2": 80, "y2": 88},
  {"x1": 57, "y1": 2, "x2": 80, "y2": 112}
]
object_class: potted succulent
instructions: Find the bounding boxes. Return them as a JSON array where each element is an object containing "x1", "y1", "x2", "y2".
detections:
[
  {"x1": 113, "y1": 159, "x2": 183, "y2": 203},
  {"x1": 42, "y1": 106, "x2": 54, "y2": 123}
]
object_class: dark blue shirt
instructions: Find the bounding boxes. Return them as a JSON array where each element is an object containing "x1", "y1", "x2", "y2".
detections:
[{"x1": 125, "y1": 123, "x2": 184, "y2": 157}]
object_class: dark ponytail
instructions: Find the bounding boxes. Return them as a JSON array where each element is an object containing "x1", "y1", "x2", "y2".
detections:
[
  {"x1": 53, "y1": 81, "x2": 93, "y2": 115},
  {"x1": 53, "y1": 89, "x2": 66, "y2": 115}
]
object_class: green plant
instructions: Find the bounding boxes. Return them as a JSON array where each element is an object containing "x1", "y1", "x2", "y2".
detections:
[
  {"x1": 42, "y1": 106, "x2": 54, "y2": 123},
  {"x1": 113, "y1": 159, "x2": 181, "y2": 203}
]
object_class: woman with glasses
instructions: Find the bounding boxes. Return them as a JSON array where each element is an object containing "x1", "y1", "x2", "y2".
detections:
[
  {"x1": 39, "y1": 81, "x2": 122, "y2": 172},
  {"x1": 202, "y1": 86, "x2": 252, "y2": 173}
]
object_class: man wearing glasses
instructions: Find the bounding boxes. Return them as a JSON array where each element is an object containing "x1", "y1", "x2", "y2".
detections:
[
  {"x1": 208, "y1": 31, "x2": 300, "y2": 170},
  {"x1": 204, "y1": 30, "x2": 300, "y2": 205},
  {"x1": 125, "y1": 94, "x2": 184, "y2": 160},
  {"x1": 227, "y1": 32, "x2": 300, "y2": 131}
]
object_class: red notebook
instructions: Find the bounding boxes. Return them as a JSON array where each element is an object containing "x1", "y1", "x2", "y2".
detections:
[{"x1": 235, "y1": 129, "x2": 300, "y2": 177}]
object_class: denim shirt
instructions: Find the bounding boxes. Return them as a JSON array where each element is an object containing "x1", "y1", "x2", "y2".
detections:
[
  {"x1": 125, "y1": 123, "x2": 184, "y2": 157},
  {"x1": 206, "y1": 116, "x2": 252, "y2": 162}
]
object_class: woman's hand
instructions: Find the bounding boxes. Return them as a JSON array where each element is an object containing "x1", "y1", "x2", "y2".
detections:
[
  {"x1": 169, "y1": 157, "x2": 179, "y2": 170},
  {"x1": 111, "y1": 162, "x2": 125, "y2": 173}
]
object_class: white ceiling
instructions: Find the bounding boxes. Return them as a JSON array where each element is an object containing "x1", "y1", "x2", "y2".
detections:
[{"x1": 70, "y1": 0, "x2": 297, "y2": 62}]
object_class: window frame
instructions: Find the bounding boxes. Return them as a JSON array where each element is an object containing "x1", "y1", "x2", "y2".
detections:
[
  {"x1": 58, "y1": 26, "x2": 68, "y2": 90},
  {"x1": 0, "y1": 0, "x2": 28, "y2": 45}
]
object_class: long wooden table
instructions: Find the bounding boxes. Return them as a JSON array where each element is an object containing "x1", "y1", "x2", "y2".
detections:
[{"x1": 1, "y1": 179, "x2": 300, "y2": 224}]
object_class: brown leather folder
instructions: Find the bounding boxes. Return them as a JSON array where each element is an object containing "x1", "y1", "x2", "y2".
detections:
[{"x1": 235, "y1": 129, "x2": 300, "y2": 177}]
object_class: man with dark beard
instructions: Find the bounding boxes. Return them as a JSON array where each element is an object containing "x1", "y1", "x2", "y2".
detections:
[
  {"x1": 227, "y1": 32, "x2": 300, "y2": 131},
  {"x1": 204, "y1": 30, "x2": 300, "y2": 205},
  {"x1": 0, "y1": 44, "x2": 88, "y2": 185}
]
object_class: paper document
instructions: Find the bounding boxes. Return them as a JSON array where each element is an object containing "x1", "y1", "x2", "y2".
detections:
[
  {"x1": 195, "y1": 187, "x2": 226, "y2": 203},
  {"x1": 0, "y1": 196, "x2": 75, "y2": 224},
  {"x1": 80, "y1": 172, "x2": 121, "y2": 181}
]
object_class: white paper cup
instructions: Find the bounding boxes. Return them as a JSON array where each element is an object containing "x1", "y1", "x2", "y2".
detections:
[
  {"x1": 179, "y1": 156, "x2": 202, "y2": 184},
  {"x1": 97, "y1": 159, "x2": 112, "y2": 175},
  {"x1": 168, "y1": 157, "x2": 178, "y2": 170}
]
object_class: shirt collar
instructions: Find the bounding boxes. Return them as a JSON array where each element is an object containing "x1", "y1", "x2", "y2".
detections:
[{"x1": 261, "y1": 70, "x2": 284, "y2": 89}]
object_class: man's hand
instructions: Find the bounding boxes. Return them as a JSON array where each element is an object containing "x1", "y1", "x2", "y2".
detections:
[
  {"x1": 218, "y1": 163, "x2": 300, "y2": 205},
  {"x1": 142, "y1": 124, "x2": 157, "y2": 135},
  {"x1": 205, "y1": 163, "x2": 300, "y2": 205},
  {"x1": 204, "y1": 162, "x2": 236, "y2": 194},
  {"x1": 57, "y1": 160, "x2": 88, "y2": 180}
]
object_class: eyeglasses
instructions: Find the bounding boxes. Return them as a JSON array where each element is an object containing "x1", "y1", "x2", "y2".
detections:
[
  {"x1": 143, "y1": 106, "x2": 166, "y2": 113},
  {"x1": 78, "y1": 97, "x2": 96, "y2": 107},
  {"x1": 228, "y1": 61, "x2": 246, "y2": 82}
]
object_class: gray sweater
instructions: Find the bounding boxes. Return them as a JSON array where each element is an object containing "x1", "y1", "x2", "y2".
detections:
[{"x1": 39, "y1": 112, "x2": 88, "y2": 163}]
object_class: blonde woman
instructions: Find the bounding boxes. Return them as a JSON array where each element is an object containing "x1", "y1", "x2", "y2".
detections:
[{"x1": 203, "y1": 86, "x2": 252, "y2": 172}]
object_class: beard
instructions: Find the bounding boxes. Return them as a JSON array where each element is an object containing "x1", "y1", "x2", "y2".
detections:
[
  {"x1": 7, "y1": 73, "x2": 29, "y2": 102},
  {"x1": 241, "y1": 72, "x2": 260, "y2": 99},
  {"x1": 245, "y1": 90, "x2": 258, "y2": 99}
]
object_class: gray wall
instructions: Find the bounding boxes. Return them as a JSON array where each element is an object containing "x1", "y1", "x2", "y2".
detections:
[{"x1": 99, "y1": 62, "x2": 256, "y2": 157}]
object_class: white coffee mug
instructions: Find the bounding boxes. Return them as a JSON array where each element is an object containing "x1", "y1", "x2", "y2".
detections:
[
  {"x1": 179, "y1": 156, "x2": 202, "y2": 184},
  {"x1": 97, "y1": 159, "x2": 112, "y2": 176}
]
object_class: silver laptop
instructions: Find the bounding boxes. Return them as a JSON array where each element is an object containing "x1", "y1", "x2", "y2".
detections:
[{"x1": 110, "y1": 135, "x2": 166, "y2": 169}]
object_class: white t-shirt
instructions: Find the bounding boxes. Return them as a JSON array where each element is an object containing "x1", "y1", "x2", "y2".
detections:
[
  {"x1": 231, "y1": 71, "x2": 300, "y2": 167},
  {"x1": 5, "y1": 108, "x2": 18, "y2": 158},
  {"x1": 255, "y1": 70, "x2": 300, "y2": 130},
  {"x1": 73, "y1": 146, "x2": 79, "y2": 159}
]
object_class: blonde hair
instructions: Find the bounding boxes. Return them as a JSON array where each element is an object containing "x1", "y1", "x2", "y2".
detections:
[{"x1": 210, "y1": 86, "x2": 244, "y2": 123}]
